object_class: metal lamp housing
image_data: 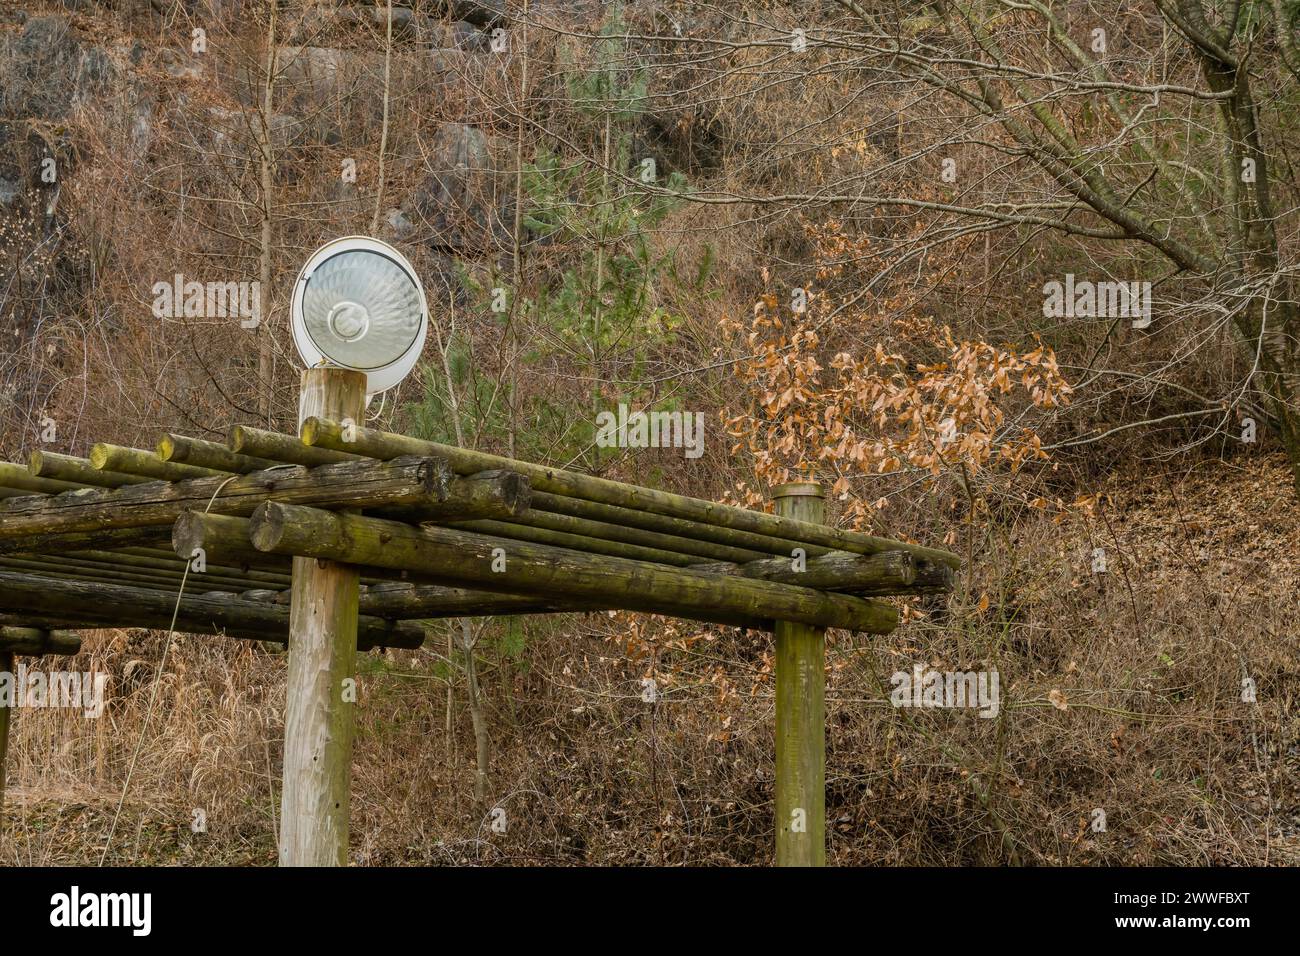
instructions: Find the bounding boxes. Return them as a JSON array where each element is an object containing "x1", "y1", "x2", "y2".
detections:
[{"x1": 290, "y1": 236, "x2": 429, "y2": 395}]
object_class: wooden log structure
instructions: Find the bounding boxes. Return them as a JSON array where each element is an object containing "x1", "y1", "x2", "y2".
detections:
[
  {"x1": 90, "y1": 444, "x2": 227, "y2": 481},
  {"x1": 0, "y1": 455, "x2": 518, "y2": 542},
  {"x1": 29, "y1": 451, "x2": 151, "y2": 488},
  {"x1": 157, "y1": 434, "x2": 280, "y2": 475},
  {"x1": 0, "y1": 463, "x2": 83, "y2": 496},
  {"x1": 0, "y1": 570, "x2": 419, "y2": 650},
  {"x1": 230, "y1": 425, "x2": 359, "y2": 467},
  {"x1": 177, "y1": 512, "x2": 778, "y2": 631},
  {"x1": 279, "y1": 367, "x2": 362, "y2": 868},
  {"x1": 772, "y1": 483, "x2": 827, "y2": 867},
  {"x1": 0, "y1": 554, "x2": 264, "y2": 594},
  {"x1": 691, "y1": 549, "x2": 955, "y2": 596},
  {"x1": 0, "y1": 408, "x2": 958, "y2": 869},
  {"x1": 246, "y1": 502, "x2": 900, "y2": 634},
  {"x1": 300, "y1": 416, "x2": 962, "y2": 569}
]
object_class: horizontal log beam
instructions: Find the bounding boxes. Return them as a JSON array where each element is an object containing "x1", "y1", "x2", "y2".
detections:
[
  {"x1": 358, "y1": 583, "x2": 603, "y2": 618},
  {"x1": 157, "y1": 434, "x2": 279, "y2": 474},
  {"x1": 0, "y1": 626, "x2": 82, "y2": 655},
  {"x1": 0, "y1": 571, "x2": 422, "y2": 650},
  {"x1": 0, "y1": 463, "x2": 82, "y2": 495},
  {"x1": 530, "y1": 489, "x2": 837, "y2": 559},
  {"x1": 250, "y1": 503, "x2": 899, "y2": 634},
  {"x1": 689, "y1": 549, "x2": 935, "y2": 595},
  {"x1": 229, "y1": 425, "x2": 359, "y2": 467},
  {"x1": 0, "y1": 555, "x2": 264, "y2": 594},
  {"x1": 29, "y1": 451, "x2": 151, "y2": 488},
  {"x1": 90, "y1": 444, "x2": 226, "y2": 481},
  {"x1": 449, "y1": 518, "x2": 700, "y2": 567},
  {"x1": 69, "y1": 548, "x2": 292, "y2": 586},
  {"x1": 173, "y1": 513, "x2": 475, "y2": 589},
  {"x1": 450, "y1": 506, "x2": 772, "y2": 565},
  {"x1": 0, "y1": 456, "x2": 455, "y2": 540},
  {"x1": 355, "y1": 583, "x2": 783, "y2": 631},
  {"x1": 0, "y1": 526, "x2": 173, "y2": 556},
  {"x1": 301, "y1": 417, "x2": 961, "y2": 569}
]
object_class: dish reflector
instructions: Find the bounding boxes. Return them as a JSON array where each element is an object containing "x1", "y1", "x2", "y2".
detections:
[{"x1": 290, "y1": 236, "x2": 428, "y2": 395}]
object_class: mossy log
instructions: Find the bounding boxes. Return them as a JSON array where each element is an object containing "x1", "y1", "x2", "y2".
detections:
[
  {"x1": 0, "y1": 456, "x2": 458, "y2": 540},
  {"x1": 29, "y1": 452, "x2": 152, "y2": 488},
  {"x1": 449, "y1": 518, "x2": 701, "y2": 567},
  {"x1": 70, "y1": 547, "x2": 292, "y2": 587},
  {"x1": 357, "y1": 583, "x2": 602, "y2": 618},
  {"x1": 0, "y1": 570, "x2": 421, "y2": 650},
  {"x1": 450, "y1": 506, "x2": 771, "y2": 565},
  {"x1": 157, "y1": 434, "x2": 280, "y2": 474},
  {"x1": 690, "y1": 549, "x2": 953, "y2": 596},
  {"x1": 249, "y1": 502, "x2": 899, "y2": 634},
  {"x1": 530, "y1": 489, "x2": 837, "y2": 559},
  {"x1": 0, "y1": 463, "x2": 83, "y2": 495},
  {"x1": 0, "y1": 554, "x2": 266, "y2": 594},
  {"x1": 772, "y1": 482, "x2": 826, "y2": 867},
  {"x1": 0, "y1": 526, "x2": 173, "y2": 556},
  {"x1": 90, "y1": 444, "x2": 227, "y2": 481},
  {"x1": 174, "y1": 512, "x2": 499, "y2": 589},
  {"x1": 230, "y1": 425, "x2": 359, "y2": 467},
  {"x1": 301, "y1": 416, "x2": 961, "y2": 570}
]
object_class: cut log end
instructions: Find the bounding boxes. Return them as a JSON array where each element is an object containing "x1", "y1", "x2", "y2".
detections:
[
  {"x1": 172, "y1": 510, "x2": 206, "y2": 560},
  {"x1": 250, "y1": 501, "x2": 292, "y2": 551},
  {"x1": 156, "y1": 434, "x2": 179, "y2": 462}
]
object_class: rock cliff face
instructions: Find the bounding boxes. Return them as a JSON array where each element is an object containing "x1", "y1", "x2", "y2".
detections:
[
  {"x1": 0, "y1": 0, "x2": 715, "y2": 440},
  {"x1": 0, "y1": 5, "x2": 544, "y2": 270},
  {"x1": 0, "y1": 4, "x2": 530, "y2": 426}
]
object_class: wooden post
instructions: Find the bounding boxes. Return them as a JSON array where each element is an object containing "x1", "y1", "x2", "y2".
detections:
[
  {"x1": 280, "y1": 367, "x2": 366, "y2": 866},
  {"x1": 773, "y1": 482, "x2": 826, "y2": 867},
  {"x1": 0, "y1": 649, "x2": 11, "y2": 831}
]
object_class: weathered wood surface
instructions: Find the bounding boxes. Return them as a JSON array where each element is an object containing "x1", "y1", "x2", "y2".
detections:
[
  {"x1": 0, "y1": 554, "x2": 263, "y2": 594},
  {"x1": 772, "y1": 483, "x2": 826, "y2": 867},
  {"x1": 29, "y1": 451, "x2": 151, "y2": 488},
  {"x1": 0, "y1": 570, "x2": 420, "y2": 650},
  {"x1": 0, "y1": 463, "x2": 82, "y2": 495},
  {"x1": 0, "y1": 525, "x2": 173, "y2": 557},
  {"x1": 91, "y1": 444, "x2": 226, "y2": 481},
  {"x1": 157, "y1": 434, "x2": 279, "y2": 475},
  {"x1": 356, "y1": 583, "x2": 601, "y2": 617},
  {"x1": 450, "y1": 506, "x2": 771, "y2": 565},
  {"x1": 690, "y1": 549, "x2": 953, "y2": 595},
  {"x1": 449, "y1": 517, "x2": 702, "y2": 567},
  {"x1": 176, "y1": 511, "x2": 779, "y2": 630},
  {"x1": 301, "y1": 416, "x2": 962, "y2": 569},
  {"x1": 174, "y1": 512, "x2": 479, "y2": 588},
  {"x1": 0, "y1": 455, "x2": 455, "y2": 539},
  {"x1": 530, "y1": 488, "x2": 839, "y2": 559},
  {"x1": 230, "y1": 424, "x2": 359, "y2": 467},
  {"x1": 280, "y1": 366, "x2": 365, "y2": 869},
  {"x1": 70, "y1": 547, "x2": 292, "y2": 586},
  {"x1": 250, "y1": 502, "x2": 900, "y2": 634}
]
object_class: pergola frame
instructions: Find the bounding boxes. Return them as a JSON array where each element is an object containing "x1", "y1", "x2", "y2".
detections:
[{"x1": 0, "y1": 368, "x2": 958, "y2": 866}]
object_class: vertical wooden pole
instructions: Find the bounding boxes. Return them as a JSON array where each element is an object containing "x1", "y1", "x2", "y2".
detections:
[
  {"x1": 280, "y1": 367, "x2": 366, "y2": 866},
  {"x1": 0, "y1": 650, "x2": 12, "y2": 833},
  {"x1": 773, "y1": 481, "x2": 826, "y2": 866}
]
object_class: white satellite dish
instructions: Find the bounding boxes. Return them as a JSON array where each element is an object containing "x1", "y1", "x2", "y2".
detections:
[{"x1": 289, "y1": 236, "x2": 429, "y2": 396}]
